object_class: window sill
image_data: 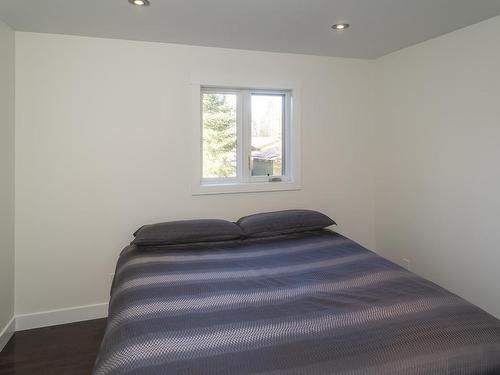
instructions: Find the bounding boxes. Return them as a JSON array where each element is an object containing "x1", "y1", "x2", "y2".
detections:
[{"x1": 192, "y1": 181, "x2": 302, "y2": 196}]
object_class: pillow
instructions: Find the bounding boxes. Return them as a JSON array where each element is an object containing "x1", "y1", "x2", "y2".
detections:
[
  {"x1": 236, "y1": 209, "x2": 336, "y2": 238},
  {"x1": 132, "y1": 219, "x2": 244, "y2": 246}
]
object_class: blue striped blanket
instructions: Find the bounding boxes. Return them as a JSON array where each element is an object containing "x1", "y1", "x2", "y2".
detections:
[{"x1": 93, "y1": 231, "x2": 500, "y2": 374}]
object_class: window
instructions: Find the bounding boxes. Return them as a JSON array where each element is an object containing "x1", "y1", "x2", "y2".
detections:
[{"x1": 196, "y1": 86, "x2": 299, "y2": 194}]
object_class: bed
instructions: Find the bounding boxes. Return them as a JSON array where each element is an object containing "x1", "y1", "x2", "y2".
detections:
[{"x1": 93, "y1": 229, "x2": 500, "y2": 374}]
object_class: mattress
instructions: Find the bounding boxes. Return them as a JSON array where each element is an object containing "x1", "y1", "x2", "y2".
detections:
[{"x1": 93, "y1": 230, "x2": 500, "y2": 374}]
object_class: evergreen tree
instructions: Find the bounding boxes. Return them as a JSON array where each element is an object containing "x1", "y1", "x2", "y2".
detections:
[{"x1": 202, "y1": 94, "x2": 237, "y2": 177}]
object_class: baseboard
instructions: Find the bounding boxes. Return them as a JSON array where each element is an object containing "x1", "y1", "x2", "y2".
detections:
[
  {"x1": 0, "y1": 317, "x2": 15, "y2": 352},
  {"x1": 15, "y1": 303, "x2": 109, "y2": 332}
]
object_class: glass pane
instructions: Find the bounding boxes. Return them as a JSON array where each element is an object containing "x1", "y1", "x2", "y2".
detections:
[
  {"x1": 251, "y1": 94, "x2": 284, "y2": 177},
  {"x1": 202, "y1": 92, "x2": 237, "y2": 179}
]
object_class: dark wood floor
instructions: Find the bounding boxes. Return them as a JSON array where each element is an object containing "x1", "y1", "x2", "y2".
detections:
[{"x1": 0, "y1": 319, "x2": 106, "y2": 375}]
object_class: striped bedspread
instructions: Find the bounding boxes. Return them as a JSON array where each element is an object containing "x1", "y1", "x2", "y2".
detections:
[{"x1": 93, "y1": 231, "x2": 500, "y2": 374}]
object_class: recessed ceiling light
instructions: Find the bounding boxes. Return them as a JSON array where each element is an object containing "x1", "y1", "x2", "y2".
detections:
[
  {"x1": 332, "y1": 24, "x2": 350, "y2": 31},
  {"x1": 129, "y1": 0, "x2": 150, "y2": 6}
]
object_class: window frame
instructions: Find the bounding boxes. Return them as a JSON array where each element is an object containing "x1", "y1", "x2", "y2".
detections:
[
  {"x1": 191, "y1": 82, "x2": 301, "y2": 195},
  {"x1": 246, "y1": 90, "x2": 290, "y2": 184}
]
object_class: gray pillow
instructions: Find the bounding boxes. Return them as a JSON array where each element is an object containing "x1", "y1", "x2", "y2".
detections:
[
  {"x1": 132, "y1": 219, "x2": 244, "y2": 246},
  {"x1": 237, "y1": 209, "x2": 336, "y2": 238}
]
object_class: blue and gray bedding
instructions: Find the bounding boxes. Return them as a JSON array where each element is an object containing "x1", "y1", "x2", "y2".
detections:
[{"x1": 93, "y1": 231, "x2": 500, "y2": 374}]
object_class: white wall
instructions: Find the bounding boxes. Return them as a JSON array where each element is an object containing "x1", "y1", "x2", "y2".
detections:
[
  {"x1": 13, "y1": 15, "x2": 500, "y2": 322},
  {"x1": 373, "y1": 15, "x2": 500, "y2": 318},
  {"x1": 15, "y1": 32, "x2": 376, "y2": 316},
  {"x1": 0, "y1": 20, "x2": 15, "y2": 343}
]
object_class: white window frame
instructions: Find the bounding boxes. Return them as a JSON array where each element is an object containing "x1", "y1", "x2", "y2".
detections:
[{"x1": 190, "y1": 82, "x2": 301, "y2": 195}]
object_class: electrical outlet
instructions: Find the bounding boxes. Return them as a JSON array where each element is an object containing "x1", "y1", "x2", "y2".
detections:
[{"x1": 402, "y1": 258, "x2": 411, "y2": 271}]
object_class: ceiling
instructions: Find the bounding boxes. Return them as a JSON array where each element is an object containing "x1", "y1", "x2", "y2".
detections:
[{"x1": 1, "y1": 0, "x2": 500, "y2": 59}]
